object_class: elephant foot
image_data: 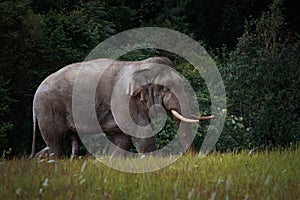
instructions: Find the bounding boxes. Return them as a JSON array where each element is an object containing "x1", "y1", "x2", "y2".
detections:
[
  {"x1": 186, "y1": 145, "x2": 197, "y2": 155},
  {"x1": 29, "y1": 153, "x2": 36, "y2": 159},
  {"x1": 109, "y1": 134, "x2": 132, "y2": 160},
  {"x1": 35, "y1": 147, "x2": 51, "y2": 160},
  {"x1": 131, "y1": 137, "x2": 156, "y2": 153},
  {"x1": 109, "y1": 146, "x2": 126, "y2": 161},
  {"x1": 34, "y1": 146, "x2": 65, "y2": 160}
]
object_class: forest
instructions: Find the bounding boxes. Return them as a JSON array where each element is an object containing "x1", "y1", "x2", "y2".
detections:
[{"x1": 0, "y1": 0, "x2": 299, "y2": 157}]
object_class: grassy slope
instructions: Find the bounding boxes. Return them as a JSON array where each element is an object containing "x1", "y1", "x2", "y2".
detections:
[{"x1": 0, "y1": 150, "x2": 299, "y2": 200}]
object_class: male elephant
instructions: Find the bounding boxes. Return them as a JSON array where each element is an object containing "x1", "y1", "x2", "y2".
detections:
[{"x1": 30, "y1": 57, "x2": 213, "y2": 159}]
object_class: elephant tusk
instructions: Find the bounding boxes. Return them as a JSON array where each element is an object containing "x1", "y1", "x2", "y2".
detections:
[
  {"x1": 171, "y1": 110, "x2": 199, "y2": 123},
  {"x1": 191, "y1": 114, "x2": 214, "y2": 121}
]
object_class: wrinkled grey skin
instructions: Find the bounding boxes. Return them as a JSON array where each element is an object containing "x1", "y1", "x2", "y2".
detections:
[{"x1": 30, "y1": 57, "x2": 195, "y2": 159}]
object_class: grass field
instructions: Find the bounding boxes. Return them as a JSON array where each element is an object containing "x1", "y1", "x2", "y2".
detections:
[{"x1": 0, "y1": 150, "x2": 299, "y2": 200}]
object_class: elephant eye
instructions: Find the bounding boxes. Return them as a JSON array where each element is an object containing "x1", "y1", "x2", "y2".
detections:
[{"x1": 163, "y1": 87, "x2": 170, "y2": 92}]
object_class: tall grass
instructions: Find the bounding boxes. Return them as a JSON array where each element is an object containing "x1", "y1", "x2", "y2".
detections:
[{"x1": 0, "y1": 150, "x2": 299, "y2": 199}]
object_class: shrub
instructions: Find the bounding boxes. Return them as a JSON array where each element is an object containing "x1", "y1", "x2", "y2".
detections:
[{"x1": 222, "y1": 0, "x2": 300, "y2": 149}]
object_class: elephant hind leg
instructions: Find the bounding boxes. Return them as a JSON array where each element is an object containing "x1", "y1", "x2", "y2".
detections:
[
  {"x1": 35, "y1": 147, "x2": 50, "y2": 160},
  {"x1": 38, "y1": 134, "x2": 79, "y2": 159},
  {"x1": 49, "y1": 145, "x2": 64, "y2": 158},
  {"x1": 34, "y1": 145, "x2": 64, "y2": 160},
  {"x1": 70, "y1": 134, "x2": 79, "y2": 159},
  {"x1": 38, "y1": 123, "x2": 66, "y2": 158},
  {"x1": 43, "y1": 138, "x2": 65, "y2": 158}
]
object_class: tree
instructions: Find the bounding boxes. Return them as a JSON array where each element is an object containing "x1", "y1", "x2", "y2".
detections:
[
  {"x1": 222, "y1": 0, "x2": 300, "y2": 149},
  {"x1": 0, "y1": 0, "x2": 46, "y2": 155},
  {"x1": 185, "y1": 0, "x2": 272, "y2": 48},
  {"x1": 0, "y1": 77, "x2": 14, "y2": 154}
]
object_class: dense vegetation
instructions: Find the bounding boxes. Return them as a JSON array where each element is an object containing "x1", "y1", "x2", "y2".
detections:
[{"x1": 0, "y1": 0, "x2": 299, "y2": 156}]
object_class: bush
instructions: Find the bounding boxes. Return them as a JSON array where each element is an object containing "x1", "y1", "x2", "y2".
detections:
[
  {"x1": 221, "y1": 0, "x2": 300, "y2": 150},
  {"x1": 0, "y1": 77, "x2": 14, "y2": 154}
]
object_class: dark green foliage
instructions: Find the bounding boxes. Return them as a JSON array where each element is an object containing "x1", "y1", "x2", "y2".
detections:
[
  {"x1": 221, "y1": 0, "x2": 300, "y2": 150},
  {"x1": 185, "y1": 0, "x2": 273, "y2": 48},
  {"x1": 155, "y1": 117, "x2": 178, "y2": 149},
  {"x1": 0, "y1": 0, "x2": 45, "y2": 155},
  {"x1": 0, "y1": 0, "x2": 118, "y2": 155},
  {"x1": 138, "y1": 0, "x2": 190, "y2": 32},
  {"x1": 42, "y1": 5, "x2": 113, "y2": 66},
  {"x1": 0, "y1": 77, "x2": 14, "y2": 154}
]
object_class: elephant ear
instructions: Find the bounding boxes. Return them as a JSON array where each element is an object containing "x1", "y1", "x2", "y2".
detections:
[{"x1": 125, "y1": 68, "x2": 151, "y2": 98}]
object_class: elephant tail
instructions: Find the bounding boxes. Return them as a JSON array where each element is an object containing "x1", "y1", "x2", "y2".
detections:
[{"x1": 29, "y1": 110, "x2": 38, "y2": 159}]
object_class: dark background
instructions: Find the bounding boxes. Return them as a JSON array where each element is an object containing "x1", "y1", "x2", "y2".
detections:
[{"x1": 0, "y1": 0, "x2": 299, "y2": 157}]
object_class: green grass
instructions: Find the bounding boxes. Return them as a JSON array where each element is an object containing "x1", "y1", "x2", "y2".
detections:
[{"x1": 0, "y1": 150, "x2": 299, "y2": 200}]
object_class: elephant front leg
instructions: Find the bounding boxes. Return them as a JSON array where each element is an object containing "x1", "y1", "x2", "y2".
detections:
[
  {"x1": 176, "y1": 121, "x2": 196, "y2": 153},
  {"x1": 131, "y1": 136, "x2": 156, "y2": 153},
  {"x1": 44, "y1": 138, "x2": 64, "y2": 159},
  {"x1": 109, "y1": 134, "x2": 132, "y2": 158},
  {"x1": 35, "y1": 144, "x2": 64, "y2": 160}
]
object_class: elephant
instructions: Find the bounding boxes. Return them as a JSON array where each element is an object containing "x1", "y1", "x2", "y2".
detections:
[{"x1": 30, "y1": 57, "x2": 213, "y2": 159}]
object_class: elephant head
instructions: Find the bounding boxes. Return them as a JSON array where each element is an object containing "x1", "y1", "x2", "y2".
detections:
[{"x1": 111, "y1": 57, "x2": 212, "y2": 153}]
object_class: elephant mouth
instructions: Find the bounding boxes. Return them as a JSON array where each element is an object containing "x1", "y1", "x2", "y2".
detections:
[{"x1": 171, "y1": 110, "x2": 214, "y2": 123}]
